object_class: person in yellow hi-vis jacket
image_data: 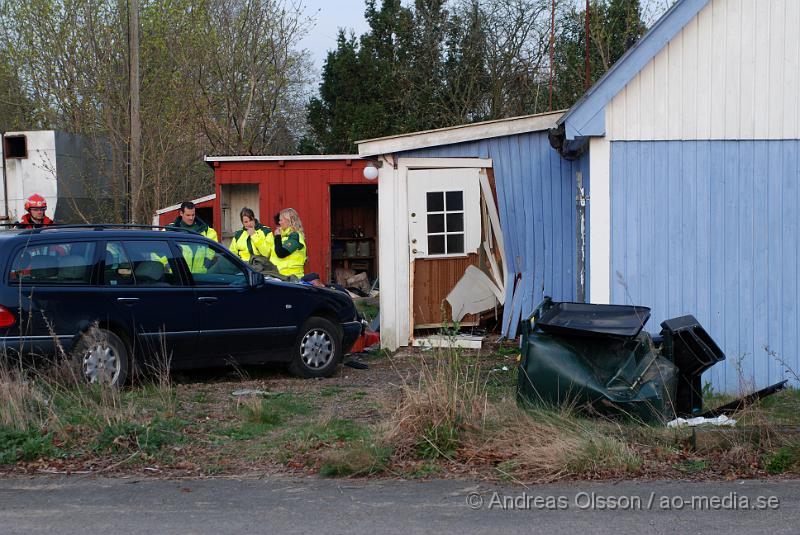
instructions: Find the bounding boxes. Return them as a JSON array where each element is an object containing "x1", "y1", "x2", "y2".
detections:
[
  {"x1": 271, "y1": 208, "x2": 307, "y2": 278},
  {"x1": 167, "y1": 201, "x2": 219, "y2": 273},
  {"x1": 229, "y1": 207, "x2": 273, "y2": 262}
]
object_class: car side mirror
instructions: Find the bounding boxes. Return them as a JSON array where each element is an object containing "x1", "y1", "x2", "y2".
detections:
[{"x1": 248, "y1": 270, "x2": 265, "y2": 287}]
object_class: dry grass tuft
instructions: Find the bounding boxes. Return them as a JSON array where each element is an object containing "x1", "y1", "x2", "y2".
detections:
[
  {"x1": 384, "y1": 347, "x2": 643, "y2": 482},
  {"x1": 386, "y1": 348, "x2": 487, "y2": 460},
  {"x1": 0, "y1": 362, "x2": 55, "y2": 432}
]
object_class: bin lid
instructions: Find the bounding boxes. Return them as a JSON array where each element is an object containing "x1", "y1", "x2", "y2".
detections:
[{"x1": 536, "y1": 302, "x2": 651, "y2": 338}]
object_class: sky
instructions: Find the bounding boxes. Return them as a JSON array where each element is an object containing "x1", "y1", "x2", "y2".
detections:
[{"x1": 298, "y1": 0, "x2": 372, "y2": 77}]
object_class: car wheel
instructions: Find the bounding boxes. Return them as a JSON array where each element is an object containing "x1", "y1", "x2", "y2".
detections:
[
  {"x1": 289, "y1": 317, "x2": 342, "y2": 378},
  {"x1": 73, "y1": 328, "x2": 130, "y2": 386}
]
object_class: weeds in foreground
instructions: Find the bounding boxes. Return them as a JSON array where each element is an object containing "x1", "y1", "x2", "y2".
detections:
[
  {"x1": 382, "y1": 346, "x2": 645, "y2": 482},
  {"x1": 224, "y1": 394, "x2": 315, "y2": 440},
  {"x1": 0, "y1": 344, "x2": 178, "y2": 465},
  {"x1": 318, "y1": 444, "x2": 392, "y2": 477},
  {"x1": 387, "y1": 347, "x2": 486, "y2": 460}
]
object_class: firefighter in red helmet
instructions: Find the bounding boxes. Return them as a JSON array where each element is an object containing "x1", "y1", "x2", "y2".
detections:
[{"x1": 16, "y1": 194, "x2": 55, "y2": 229}]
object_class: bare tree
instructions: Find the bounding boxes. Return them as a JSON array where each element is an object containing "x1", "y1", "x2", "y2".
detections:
[
  {"x1": 0, "y1": 0, "x2": 314, "y2": 222},
  {"x1": 187, "y1": 0, "x2": 314, "y2": 155}
]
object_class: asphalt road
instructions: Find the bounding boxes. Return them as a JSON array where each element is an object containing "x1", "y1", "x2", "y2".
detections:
[{"x1": 0, "y1": 476, "x2": 798, "y2": 534}]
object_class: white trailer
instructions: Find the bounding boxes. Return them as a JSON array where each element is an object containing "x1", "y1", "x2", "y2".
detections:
[{"x1": 0, "y1": 130, "x2": 119, "y2": 224}]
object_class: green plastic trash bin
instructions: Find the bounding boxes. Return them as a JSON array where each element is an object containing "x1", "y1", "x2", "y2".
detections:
[{"x1": 517, "y1": 297, "x2": 679, "y2": 423}]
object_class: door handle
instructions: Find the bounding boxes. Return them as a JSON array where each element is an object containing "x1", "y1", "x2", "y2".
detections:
[
  {"x1": 197, "y1": 296, "x2": 218, "y2": 304},
  {"x1": 116, "y1": 297, "x2": 139, "y2": 305}
]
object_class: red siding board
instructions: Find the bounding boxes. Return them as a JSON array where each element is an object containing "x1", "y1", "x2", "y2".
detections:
[{"x1": 212, "y1": 158, "x2": 371, "y2": 281}]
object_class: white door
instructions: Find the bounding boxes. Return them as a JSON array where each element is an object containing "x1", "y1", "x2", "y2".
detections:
[
  {"x1": 407, "y1": 168, "x2": 481, "y2": 260},
  {"x1": 407, "y1": 168, "x2": 482, "y2": 328}
]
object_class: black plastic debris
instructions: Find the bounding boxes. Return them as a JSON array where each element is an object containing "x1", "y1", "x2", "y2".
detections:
[
  {"x1": 659, "y1": 315, "x2": 726, "y2": 416},
  {"x1": 700, "y1": 380, "x2": 788, "y2": 418}
]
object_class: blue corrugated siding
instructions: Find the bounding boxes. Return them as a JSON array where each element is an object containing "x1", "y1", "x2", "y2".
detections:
[
  {"x1": 611, "y1": 140, "x2": 800, "y2": 392},
  {"x1": 399, "y1": 132, "x2": 587, "y2": 335}
]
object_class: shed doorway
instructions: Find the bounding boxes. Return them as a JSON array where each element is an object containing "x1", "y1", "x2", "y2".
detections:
[
  {"x1": 220, "y1": 184, "x2": 259, "y2": 243},
  {"x1": 330, "y1": 184, "x2": 378, "y2": 286}
]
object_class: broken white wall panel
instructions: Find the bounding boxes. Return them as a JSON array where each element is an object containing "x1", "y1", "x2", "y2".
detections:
[
  {"x1": 446, "y1": 265, "x2": 502, "y2": 322},
  {"x1": 412, "y1": 334, "x2": 484, "y2": 349}
]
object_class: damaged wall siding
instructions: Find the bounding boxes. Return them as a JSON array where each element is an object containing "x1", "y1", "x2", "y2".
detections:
[{"x1": 399, "y1": 132, "x2": 589, "y2": 337}]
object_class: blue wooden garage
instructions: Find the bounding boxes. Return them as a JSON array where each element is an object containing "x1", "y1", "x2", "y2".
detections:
[{"x1": 553, "y1": 0, "x2": 800, "y2": 391}]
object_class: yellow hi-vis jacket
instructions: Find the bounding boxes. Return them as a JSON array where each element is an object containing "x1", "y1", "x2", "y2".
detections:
[
  {"x1": 229, "y1": 222, "x2": 273, "y2": 262},
  {"x1": 271, "y1": 228, "x2": 306, "y2": 277},
  {"x1": 166, "y1": 216, "x2": 219, "y2": 273}
]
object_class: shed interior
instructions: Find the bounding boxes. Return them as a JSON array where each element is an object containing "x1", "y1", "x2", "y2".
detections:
[{"x1": 330, "y1": 184, "x2": 378, "y2": 284}]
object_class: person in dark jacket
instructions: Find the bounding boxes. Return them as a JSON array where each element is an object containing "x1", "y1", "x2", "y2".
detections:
[{"x1": 167, "y1": 201, "x2": 219, "y2": 273}]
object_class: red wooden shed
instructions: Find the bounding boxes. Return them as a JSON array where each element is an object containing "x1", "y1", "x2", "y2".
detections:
[{"x1": 203, "y1": 155, "x2": 377, "y2": 282}]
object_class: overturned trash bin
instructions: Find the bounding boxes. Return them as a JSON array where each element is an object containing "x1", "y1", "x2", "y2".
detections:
[{"x1": 516, "y1": 297, "x2": 725, "y2": 423}]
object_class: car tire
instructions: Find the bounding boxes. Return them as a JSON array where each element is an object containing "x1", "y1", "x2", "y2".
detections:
[
  {"x1": 73, "y1": 328, "x2": 130, "y2": 387},
  {"x1": 289, "y1": 317, "x2": 343, "y2": 378}
]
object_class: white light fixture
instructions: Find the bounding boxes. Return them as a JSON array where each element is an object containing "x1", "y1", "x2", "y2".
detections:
[{"x1": 363, "y1": 162, "x2": 379, "y2": 180}]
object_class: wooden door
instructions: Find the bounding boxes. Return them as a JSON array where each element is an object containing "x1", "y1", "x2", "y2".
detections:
[{"x1": 407, "y1": 168, "x2": 481, "y2": 329}]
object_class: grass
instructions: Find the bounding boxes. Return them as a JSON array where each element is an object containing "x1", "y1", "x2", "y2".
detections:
[
  {"x1": 0, "y1": 345, "x2": 182, "y2": 466},
  {"x1": 318, "y1": 442, "x2": 392, "y2": 477},
  {"x1": 673, "y1": 459, "x2": 710, "y2": 474},
  {"x1": 2, "y1": 337, "x2": 799, "y2": 481},
  {"x1": 0, "y1": 426, "x2": 56, "y2": 464},
  {"x1": 765, "y1": 443, "x2": 800, "y2": 474},
  {"x1": 94, "y1": 417, "x2": 185, "y2": 455},
  {"x1": 379, "y1": 345, "x2": 800, "y2": 482},
  {"x1": 320, "y1": 386, "x2": 344, "y2": 397},
  {"x1": 223, "y1": 394, "x2": 315, "y2": 440}
]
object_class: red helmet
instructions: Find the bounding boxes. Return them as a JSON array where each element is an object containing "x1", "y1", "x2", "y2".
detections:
[{"x1": 24, "y1": 194, "x2": 47, "y2": 211}]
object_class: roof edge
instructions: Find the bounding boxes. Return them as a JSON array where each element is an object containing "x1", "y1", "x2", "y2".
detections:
[
  {"x1": 203, "y1": 154, "x2": 362, "y2": 163},
  {"x1": 356, "y1": 111, "x2": 565, "y2": 156}
]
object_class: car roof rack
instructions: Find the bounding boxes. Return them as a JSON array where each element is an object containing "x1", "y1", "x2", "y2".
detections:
[{"x1": 11, "y1": 224, "x2": 200, "y2": 235}]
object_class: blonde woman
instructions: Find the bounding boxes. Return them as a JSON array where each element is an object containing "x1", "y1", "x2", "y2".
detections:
[{"x1": 271, "y1": 208, "x2": 307, "y2": 277}]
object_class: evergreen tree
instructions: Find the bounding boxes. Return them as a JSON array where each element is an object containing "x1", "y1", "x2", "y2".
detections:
[{"x1": 305, "y1": 0, "x2": 649, "y2": 152}]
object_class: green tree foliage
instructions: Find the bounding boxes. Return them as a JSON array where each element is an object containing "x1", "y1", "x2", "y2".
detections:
[
  {"x1": 306, "y1": 0, "x2": 649, "y2": 154},
  {"x1": 0, "y1": 50, "x2": 36, "y2": 132},
  {"x1": 304, "y1": 0, "x2": 415, "y2": 154},
  {"x1": 551, "y1": 0, "x2": 647, "y2": 110}
]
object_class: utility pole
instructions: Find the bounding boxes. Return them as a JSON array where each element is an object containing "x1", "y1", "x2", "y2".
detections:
[
  {"x1": 549, "y1": 0, "x2": 554, "y2": 111},
  {"x1": 129, "y1": 0, "x2": 141, "y2": 223},
  {"x1": 584, "y1": 0, "x2": 591, "y2": 91}
]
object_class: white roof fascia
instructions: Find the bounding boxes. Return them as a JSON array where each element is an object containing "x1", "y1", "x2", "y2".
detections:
[
  {"x1": 356, "y1": 111, "x2": 565, "y2": 156},
  {"x1": 204, "y1": 155, "x2": 361, "y2": 163}
]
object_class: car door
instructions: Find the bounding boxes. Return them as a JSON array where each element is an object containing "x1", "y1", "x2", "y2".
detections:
[
  {"x1": 6, "y1": 239, "x2": 101, "y2": 354},
  {"x1": 176, "y1": 239, "x2": 300, "y2": 363},
  {"x1": 101, "y1": 239, "x2": 199, "y2": 368}
]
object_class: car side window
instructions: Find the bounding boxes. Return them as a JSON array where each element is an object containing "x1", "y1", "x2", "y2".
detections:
[
  {"x1": 178, "y1": 241, "x2": 247, "y2": 287},
  {"x1": 104, "y1": 241, "x2": 135, "y2": 286},
  {"x1": 9, "y1": 242, "x2": 96, "y2": 285},
  {"x1": 121, "y1": 240, "x2": 182, "y2": 287}
]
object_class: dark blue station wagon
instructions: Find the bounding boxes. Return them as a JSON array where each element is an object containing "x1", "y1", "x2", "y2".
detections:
[{"x1": 0, "y1": 225, "x2": 363, "y2": 385}]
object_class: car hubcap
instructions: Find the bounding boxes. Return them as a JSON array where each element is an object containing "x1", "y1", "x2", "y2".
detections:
[
  {"x1": 300, "y1": 329, "x2": 333, "y2": 369},
  {"x1": 82, "y1": 344, "x2": 120, "y2": 385}
]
